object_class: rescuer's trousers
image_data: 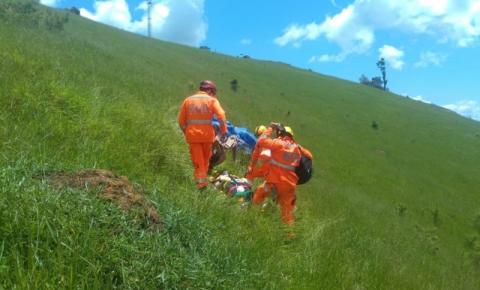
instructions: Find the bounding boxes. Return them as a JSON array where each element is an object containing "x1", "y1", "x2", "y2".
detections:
[
  {"x1": 253, "y1": 182, "x2": 296, "y2": 225},
  {"x1": 188, "y1": 142, "x2": 213, "y2": 188}
]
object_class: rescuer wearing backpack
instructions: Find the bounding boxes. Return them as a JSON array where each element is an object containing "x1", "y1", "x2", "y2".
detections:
[
  {"x1": 178, "y1": 80, "x2": 228, "y2": 189},
  {"x1": 252, "y1": 123, "x2": 313, "y2": 224}
]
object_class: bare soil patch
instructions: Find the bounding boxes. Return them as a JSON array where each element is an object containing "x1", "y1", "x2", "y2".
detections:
[{"x1": 47, "y1": 169, "x2": 161, "y2": 226}]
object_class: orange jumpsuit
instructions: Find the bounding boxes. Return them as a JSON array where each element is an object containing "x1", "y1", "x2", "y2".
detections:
[
  {"x1": 253, "y1": 128, "x2": 313, "y2": 224},
  {"x1": 245, "y1": 143, "x2": 271, "y2": 181},
  {"x1": 178, "y1": 91, "x2": 227, "y2": 188}
]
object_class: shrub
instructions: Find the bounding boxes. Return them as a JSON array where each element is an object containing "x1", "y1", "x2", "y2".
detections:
[
  {"x1": 67, "y1": 7, "x2": 80, "y2": 15},
  {"x1": 40, "y1": 10, "x2": 69, "y2": 31},
  {"x1": 397, "y1": 204, "x2": 407, "y2": 216},
  {"x1": 0, "y1": 0, "x2": 68, "y2": 31},
  {"x1": 230, "y1": 79, "x2": 238, "y2": 92}
]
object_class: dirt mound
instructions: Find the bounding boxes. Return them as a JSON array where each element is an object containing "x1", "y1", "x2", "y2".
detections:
[{"x1": 48, "y1": 169, "x2": 161, "y2": 226}]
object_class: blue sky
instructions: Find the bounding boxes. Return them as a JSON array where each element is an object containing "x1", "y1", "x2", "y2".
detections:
[{"x1": 41, "y1": 0, "x2": 480, "y2": 120}]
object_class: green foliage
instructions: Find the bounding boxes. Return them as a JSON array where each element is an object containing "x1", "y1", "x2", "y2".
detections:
[
  {"x1": 1, "y1": 6, "x2": 480, "y2": 289},
  {"x1": 0, "y1": 0, "x2": 68, "y2": 31},
  {"x1": 397, "y1": 203, "x2": 407, "y2": 216},
  {"x1": 230, "y1": 79, "x2": 238, "y2": 92},
  {"x1": 359, "y1": 74, "x2": 384, "y2": 90}
]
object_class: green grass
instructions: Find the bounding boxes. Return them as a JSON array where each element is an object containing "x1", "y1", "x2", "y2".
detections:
[{"x1": 1, "y1": 1, "x2": 480, "y2": 288}]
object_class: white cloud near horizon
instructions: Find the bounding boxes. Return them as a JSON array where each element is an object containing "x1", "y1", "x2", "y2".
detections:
[
  {"x1": 412, "y1": 95, "x2": 432, "y2": 104},
  {"x1": 275, "y1": 0, "x2": 480, "y2": 61},
  {"x1": 414, "y1": 51, "x2": 448, "y2": 68},
  {"x1": 39, "y1": 0, "x2": 61, "y2": 6},
  {"x1": 379, "y1": 45, "x2": 405, "y2": 70},
  {"x1": 309, "y1": 53, "x2": 346, "y2": 63},
  {"x1": 400, "y1": 95, "x2": 480, "y2": 121},
  {"x1": 80, "y1": 0, "x2": 207, "y2": 47},
  {"x1": 443, "y1": 100, "x2": 480, "y2": 121},
  {"x1": 402, "y1": 93, "x2": 433, "y2": 104}
]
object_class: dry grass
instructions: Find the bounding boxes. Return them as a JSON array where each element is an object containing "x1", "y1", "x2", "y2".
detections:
[{"x1": 48, "y1": 169, "x2": 161, "y2": 226}]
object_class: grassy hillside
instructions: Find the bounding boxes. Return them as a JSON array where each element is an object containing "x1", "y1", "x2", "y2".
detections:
[{"x1": 1, "y1": 1, "x2": 480, "y2": 289}]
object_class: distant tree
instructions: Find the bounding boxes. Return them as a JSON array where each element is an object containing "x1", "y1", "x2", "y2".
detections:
[
  {"x1": 370, "y1": 76, "x2": 383, "y2": 89},
  {"x1": 359, "y1": 74, "x2": 384, "y2": 90},
  {"x1": 68, "y1": 7, "x2": 80, "y2": 15},
  {"x1": 199, "y1": 46, "x2": 210, "y2": 51},
  {"x1": 359, "y1": 74, "x2": 370, "y2": 85},
  {"x1": 376, "y1": 58, "x2": 388, "y2": 90},
  {"x1": 230, "y1": 79, "x2": 238, "y2": 92}
]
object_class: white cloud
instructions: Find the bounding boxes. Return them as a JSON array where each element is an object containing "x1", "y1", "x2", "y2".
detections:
[
  {"x1": 39, "y1": 0, "x2": 61, "y2": 7},
  {"x1": 309, "y1": 53, "x2": 346, "y2": 63},
  {"x1": 275, "y1": 6, "x2": 374, "y2": 56},
  {"x1": 401, "y1": 93, "x2": 432, "y2": 104},
  {"x1": 80, "y1": 0, "x2": 206, "y2": 47},
  {"x1": 414, "y1": 51, "x2": 448, "y2": 68},
  {"x1": 275, "y1": 24, "x2": 311, "y2": 46},
  {"x1": 275, "y1": 0, "x2": 480, "y2": 59},
  {"x1": 156, "y1": 0, "x2": 207, "y2": 46},
  {"x1": 240, "y1": 38, "x2": 252, "y2": 45},
  {"x1": 80, "y1": 0, "x2": 134, "y2": 31},
  {"x1": 379, "y1": 45, "x2": 405, "y2": 70},
  {"x1": 401, "y1": 95, "x2": 480, "y2": 121},
  {"x1": 412, "y1": 95, "x2": 432, "y2": 104},
  {"x1": 443, "y1": 100, "x2": 480, "y2": 120}
]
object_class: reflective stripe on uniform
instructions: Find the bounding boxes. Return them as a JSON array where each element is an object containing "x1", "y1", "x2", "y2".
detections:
[
  {"x1": 269, "y1": 159, "x2": 296, "y2": 171},
  {"x1": 186, "y1": 119, "x2": 212, "y2": 125},
  {"x1": 188, "y1": 95, "x2": 213, "y2": 100},
  {"x1": 259, "y1": 149, "x2": 271, "y2": 158}
]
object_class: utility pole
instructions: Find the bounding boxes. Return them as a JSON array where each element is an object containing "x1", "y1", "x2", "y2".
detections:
[{"x1": 147, "y1": 0, "x2": 152, "y2": 38}]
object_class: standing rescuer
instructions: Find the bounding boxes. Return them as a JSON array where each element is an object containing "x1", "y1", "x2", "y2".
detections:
[
  {"x1": 246, "y1": 125, "x2": 270, "y2": 182},
  {"x1": 253, "y1": 123, "x2": 313, "y2": 225},
  {"x1": 178, "y1": 80, "x2": 228, "y2": 189}
]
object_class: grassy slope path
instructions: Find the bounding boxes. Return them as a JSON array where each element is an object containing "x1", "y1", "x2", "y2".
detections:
[{"x1": 1, "y1": 2, "x2": 480, "y2": 289}]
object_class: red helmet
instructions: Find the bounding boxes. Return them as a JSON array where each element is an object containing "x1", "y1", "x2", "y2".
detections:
[{"x1": 199, "y1": 80, "x2": 217, "y2": 93}]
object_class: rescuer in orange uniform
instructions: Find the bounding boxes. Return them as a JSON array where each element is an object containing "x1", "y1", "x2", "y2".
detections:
[
  {"x1": 253, "y1": 123, "x2": 313, "y2": 224},
  {"x1": 245, "y1": 125, "x2": 270, "y2": 182},
  {"x1": 178, "y1": 80, "x2": 228, "y2": 189}
]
